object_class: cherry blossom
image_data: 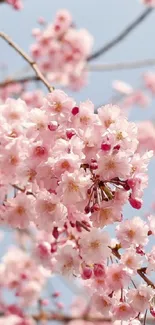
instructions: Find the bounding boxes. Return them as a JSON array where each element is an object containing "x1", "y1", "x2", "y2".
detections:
[{"x1": 30, "y1": 10, "x2": 93, "y2": 90}]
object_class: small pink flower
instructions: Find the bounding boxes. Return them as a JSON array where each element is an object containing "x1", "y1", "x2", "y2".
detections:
[
  {"x1": 106, "y1": 264, "x2": 130, "y2": 291},
  {"x1": 112, "y1": 302, "x2": 136, "y2": 320},
  {"x1": 79, "y1": 228, "x2": 110, "y2": 264},
  {"x1": 121, "y1": 247, "x2": 143, "y2": 272},
  {"x1": 127, "y1": 284, "x2": 154, "y2": 312},
  {"x1": 116, "y1": 216, "x2": 149, "y2": 248},
  {"x1": 54, "y1": 245, "x2": 80, "y2": 277}
]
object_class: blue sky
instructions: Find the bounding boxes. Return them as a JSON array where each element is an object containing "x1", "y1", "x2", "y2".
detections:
[{"x1": 0, "y1": 0, "x2": 155, "y2": 309}]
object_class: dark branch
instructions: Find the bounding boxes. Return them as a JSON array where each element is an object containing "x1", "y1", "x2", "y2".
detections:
[
  {"x1": 88, "y1": 8, "x2": 153, "y2": 61},
  {"x1": 0, "y1": 75, "x2": 39, "y2": 88}
]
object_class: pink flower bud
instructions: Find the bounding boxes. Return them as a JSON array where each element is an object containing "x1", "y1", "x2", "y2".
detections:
[
  {"x1": 90, "y1": 162, "x2": 98, "y2": 170},
  {"x1": 129, "y1": 196, "x2": 142, "y2": 209},
  {"x1": 37, "y1": 242, "x2": 50, "y2": 257},
  {"x1": 101, "y1": 142, "x2": 111, "y2": 151},
  {"x1": 66, "y1": 129, "x2": 75, "y2": 139},
  {"x1": 52, "y1": 291, "x2": 60, "y2": 298},
  {"x1": 113, "y1": 144, "x2": 120, "y2": 151},
  {"x1": 127, "y1": 178, "x2": 137, "y2": 189},
  {"x1": 150, "y1": 307, "x2": 155, "y2": 317},
  {"x1": 51, "y1": 243, "x2": 57, "y2": 253},
  {"x1": 48, "y1": 121, "x2": 58, "y2": 131},
  {"x1": 82, "y1": 265, "x2": 92, "y2": 279},
  {"x1": 136, "y1": 245, "x2": 145, "y2": 256},
  {"x1": 93, "y1": 264, "x2": 105, "y2": 278},
  {"x1": 72, "y1": 106, "x2": 79, "y2": 115},
  {"x1": 84, "y1": 206, "x2": 90, "y2": 214},
  {"x1": 52, "y1": 227, "x2": 59, "y2": 239},
  {"x1": 93, "y1": 203, "x2": 100, "y2": 211}
]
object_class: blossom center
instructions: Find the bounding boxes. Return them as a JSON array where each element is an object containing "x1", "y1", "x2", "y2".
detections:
[
  {"x1": 10, "y1": 155, "x2": 19, "y2": 166},
  {"x1": 61, "y1": 161, "x2": 70, "y2": 170},
  {"x1": 90, "y1": 240, "x2": 100, "y2": 249},
  {"x1": 104, "y1": 118, "x2": 114, "y2": 128},
  {"x1": 127, "y1": 229, "x2": 136, "y2": 239},
  {"x1": 105, "y1": 159, "x2": 116, "y2": 170},
  {"x1": 116, "y1": 131, "x2": 123, "y2": 140},
  {"x1": 68, "y1": 181, "x2": 79, "y2": 192},
  {"x1": 54, "y1": 102, "x2": 62, "y2": 112},
  {"x1": 80, "y1": 116, "x2": 90, "y2": 125},
  {"x1": 43, "y1": 201, "x2": 56, "y2": 213}
]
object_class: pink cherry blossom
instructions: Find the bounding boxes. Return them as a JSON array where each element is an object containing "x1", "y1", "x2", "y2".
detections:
[
  {"x1": 127, "y1": 284, "x2": 154, "y2": 312},
  {"x1": 121, "y1": 247, "x2": 143, "y2": 272},
  {"x1": 53, "y1": 245, "x2": 80, "y2": 277},
  {"x1": 79, "y1": 228, "x2": 110, "y2": 264},
  {"x1": 106, "y1": 264, "x2": 130, "y2": 291},
  {"x1": 112, "y1": 302, "x2": 136, "y2": 320},
  {"x1": 116, "y1": 216, "x2": 149, "y2": 248}
]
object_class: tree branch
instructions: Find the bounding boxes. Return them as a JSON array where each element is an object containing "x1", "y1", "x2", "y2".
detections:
[
  {"x1": 88, "y1": 58, "x2": 155, "y2": 71},
  {"x1": 88, "y1": 7, "x2": 154, "y2": 61},
  {"x1": 0, "y1": 31, "x2": 54, "y2": 92},
  {"x1": 32, "y1": 312, "x2": 154, "y2": 324}
]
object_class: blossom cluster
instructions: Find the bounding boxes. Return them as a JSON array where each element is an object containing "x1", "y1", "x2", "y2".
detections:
[
  {"x1": 0, "y1": 90, "x2": 152, "y2": 229},
  {"x1": 0, "y1": 247, "x2": 48, "y2": 307},
  {"x1": 0, "y1": 89, "x2": 154, "y2": 322},
  {"x1": 30, "y1": 10, "x2": 93, "y2": 90}
]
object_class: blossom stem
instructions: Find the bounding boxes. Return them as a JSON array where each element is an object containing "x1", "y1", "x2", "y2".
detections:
[{"x1": 0, "y1": 31, "x2": 54, "y2": 92}]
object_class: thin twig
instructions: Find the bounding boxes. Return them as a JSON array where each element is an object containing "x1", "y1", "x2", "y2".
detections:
[
  {"x1": 88, "y1": 7, "x2": 153, "y2": 61},
  {"x1": 0, "y1": 31, "x2": 54, "y2": 92},
  {"x1": 0, "y1": 75, "x2": 39, "y2": 88},
  {"x1": 88, "y1": 58, "x2": 155, "y2": 71}
]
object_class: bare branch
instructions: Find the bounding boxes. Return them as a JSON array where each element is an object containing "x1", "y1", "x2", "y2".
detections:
[
  {"x1": 88, "y1": 8, "x2": 154, "y2": 61},
  {"x1": 88, "y1": 58, "x2": 155, "y2": 71},
  {"x1": 0, "y1": 31, "x2": 54, "y2": 92}
]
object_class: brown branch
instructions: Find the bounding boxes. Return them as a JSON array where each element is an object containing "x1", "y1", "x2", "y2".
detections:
[
  {"x1": 0, "y1": 31, "x2": 54, "y2": 92},
  {"x1": 0, "y1": 75, "x2": 39, "y2": 88},
  {"x1": 33, "y1": 313, "x2": 111, "y2": 323},
  {"x1": 32, "y1": 313, "x2": 155, "y2": 324},
  {"x1": 88, "y1": 7, "x2": 154, "y2": 61}
]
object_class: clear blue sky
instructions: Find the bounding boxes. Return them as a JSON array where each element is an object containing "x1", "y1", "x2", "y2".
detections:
[{"x1": 0, "y1": 0, "x2": 155, "y2": 308}]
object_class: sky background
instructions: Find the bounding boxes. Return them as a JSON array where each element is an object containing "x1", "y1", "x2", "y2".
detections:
[{"x1": 0, "y1": 0, "x2": 155, "y2": 310}]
